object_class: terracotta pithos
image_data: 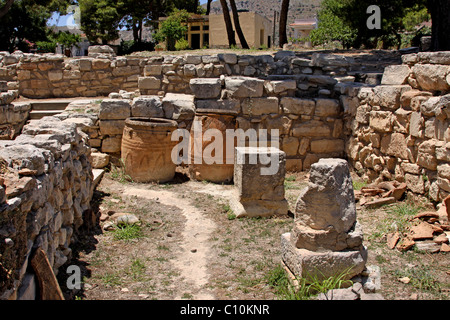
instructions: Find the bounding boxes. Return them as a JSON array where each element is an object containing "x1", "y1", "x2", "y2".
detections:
[
  {"x1": 121, "y1": 117, "x2": 178, "y2": 183},
  {"x1": 189, "y1": 109, "x2": 237, "y2": 183}
]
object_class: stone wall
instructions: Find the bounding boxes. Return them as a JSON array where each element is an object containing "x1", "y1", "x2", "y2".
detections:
[
  {"x1": 0, "y1": 86, "x2": 31, "y2": 140},
  {"x1": 0, "y1": 48, "x2": 397, "y2": 99},
  {"x1": 0, "y1": 116, "x2": 94, "y2": 300},
  {"x1": 345, "y1": 51, "x2": 450, "y2": 202},
  {"x1": 56, "y1": 74, "x2": 348, "y2": 172}
]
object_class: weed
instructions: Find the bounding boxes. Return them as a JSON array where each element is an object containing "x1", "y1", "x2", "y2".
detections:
[
  {"x1": 112, "y1": 224, "x2": 143, "y2": 241},
  {"x1": 394, "y1": 266, "x2": 441, "y2": 293},
  {"x1": 109, "y1": 159, "x2": 133, "y2": 183},
  {"x1": 352, "y1": 180, "x2": 367, "y2": 190}
]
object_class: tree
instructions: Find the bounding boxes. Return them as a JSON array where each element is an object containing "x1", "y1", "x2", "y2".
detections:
[
  {"x1": 427, "y1": 0, "x2": 450, "y2": 51},
  {"x1": 309, "y1": 0, "x2": 357, "y2": 49},
  {"x1": 279, "y1": 0, "x2": 290, "y2": 47},
  {"x1": 229, "y1": 0, "x2": 249, "y2": 49},
  {"x1": 153, "y1": 9, "x2": 190, "y2": 51},
  {"x1": 79, "y1": 0, "x2": 123, "y2": 44},
  {"x1": 0, "y1": 0, "x2": 14, "y2": 18},
  {"x1": 206, "y1": 0, "x2": 213, "y2": 15},
  {"x1": 219, "y1": 0, "x2": 236, "y2": 48}
]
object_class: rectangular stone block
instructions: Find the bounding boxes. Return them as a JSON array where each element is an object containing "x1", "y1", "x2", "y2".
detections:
[
  {"x1": 230, "y1": 147, "x2": 288, "y2": 217},
  {"x1": 99, "y1": 99, "x2": 131, "y2": 120}
]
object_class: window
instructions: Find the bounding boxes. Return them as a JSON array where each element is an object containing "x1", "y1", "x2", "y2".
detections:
[{"x1": 191, "y1": 25, "x2": 201, "y2": 31}]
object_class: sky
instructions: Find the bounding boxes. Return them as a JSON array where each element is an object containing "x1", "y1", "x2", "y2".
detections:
[{"x1": 48, "y1": 0, "x2": 209, "y2": 27}]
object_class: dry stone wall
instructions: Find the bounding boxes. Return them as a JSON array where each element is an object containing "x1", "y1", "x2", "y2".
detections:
[
  {"x1": 0, "y1": 116, "x2": 94, "y2": 300},
  {"x1": 345, "y1": 51, "x2": 450, "y2": 202},
  {"x1": 0, "y1": 87, "x2": 31, "y2": 139}
]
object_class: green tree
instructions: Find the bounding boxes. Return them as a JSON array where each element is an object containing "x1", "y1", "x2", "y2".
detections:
[
  {"x1": 153, "y1": 9, "x2": 190, "y2": 51},
  {"x1": 0, "y1": 0, "x2": 71, "y2": 52},
  {"x1": 309, "y1": 0, "x2": 357, "y2": 49},
  {"x1": 79, "y1": 0, "x2": 124, "y2": 44}
]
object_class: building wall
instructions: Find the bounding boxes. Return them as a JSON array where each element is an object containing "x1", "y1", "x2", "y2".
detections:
[{"x1": 209, "y1": 12, "x2": 271, "y2": 49}]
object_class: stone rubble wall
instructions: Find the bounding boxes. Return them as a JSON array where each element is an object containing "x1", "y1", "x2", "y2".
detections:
[
  {"x1": 0, "y1": 87, "x2": 31, "y2": 139},
  {"x1": 0, "y1": 116, "x2": 94, "y2": 300},
  {"x1": 0, "y1": 49, "x2": 393, "y2": 99},
  {"x1": 345, "y1": 51, "x2": 450, "y2": 203},
  {"x1": 57, "y1": 74, "x2": 348, "y2": 172}
]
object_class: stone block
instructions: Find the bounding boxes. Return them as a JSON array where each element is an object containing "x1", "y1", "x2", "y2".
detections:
[
  {"x1": 99, "y1": 120, "x2": 125, "y2": 135},
  {"x1": 196, "y1": 99, "x2": 240, "y2": 113},
  {"x1": 138, "y1": 76, "x2": 161, "y2": 90},
  {"x1": 101, "y1": 136, "x2": 122, "y2": 153},
  {"x1": 131, "y1": 96, "x2": 164, "y2": 118},
  {"x1": 189, "y1": 78, "x2": 222, "y2": 99},
  {"x1": 162, "y1": 93, "x2": 195, "y2": 120},
  {"x1": 381, "y1": 65, "x2": 411, "y2": 85},
  {"x1": 281, "y1": 233, "x2": 367, "y2": 282},
  {"x1": 99, "y1": 99, "x2": 130, "y2": 120},
  {"x1": 380, "y1": 133, "x2": 409, "y2": 160},
  {"x1": 310, "y1": 139, "x2": 345, "y2": 154},
  {"x1": 372, "y1": 85, "x2": 412, "y2": 110},
  {"x1": 269, "y1": 80, "x2": 297, "y2": 93},
  {"x1": 292, "y1": 120, "x2": 331, "y2": 137},
  {"x1": 241, "y1": 97, "x2": 279, "y2": 116},
  {"x1": 281, "y1": 97, "x2": 315, "y2": 116},
  {"x1": 230, "y1": 147, "x2": 288, "y2": 217},
  {"x1": 224, "y1": 76, "x2": 264, "y2": 98},
  {"x1": 314, "y1": 98, "x2": 340, "y2": 117},
  {"x1": 144, "y1": 64, "x2": 162, "y2": 76},
  {"x1": 412, "y1": 64, "x2": 450, "y2": 91},
  {"x1": 91, "y1": 152, "x2": 110, "y2": 169},
  {"x1": 369, "y1": 111, "x2": 393, "y2": 133}
]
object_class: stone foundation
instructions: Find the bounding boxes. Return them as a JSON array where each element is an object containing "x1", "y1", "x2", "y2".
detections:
[{"x1": 0, "y1": 116, "x2": 94, "y2": 300}]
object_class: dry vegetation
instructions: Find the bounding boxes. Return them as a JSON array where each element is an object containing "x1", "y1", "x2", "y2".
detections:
[{"x1": 58, "y1": 169, "x2": 450, "y2": 300}]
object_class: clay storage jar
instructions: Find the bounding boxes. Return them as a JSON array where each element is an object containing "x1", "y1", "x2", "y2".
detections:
[
  {"x1": 121, "y1": 117, "x2": 178, "y2": 183},
  {"x1": 189, "y1": 109, "x2": 238, "y2": 183}
]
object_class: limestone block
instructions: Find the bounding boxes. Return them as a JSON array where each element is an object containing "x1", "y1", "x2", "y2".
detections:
[
  {"x1": 269, "y1": 80, "x2": 297, "y2": 93},
  {"x1": 292, "y1": 120, "x2": 331, "y2": 137},
  {"x1": 310, "y1": 139, "x2": 345, "y2": 154},
  {"x1": 400, "y1": 89, "x2": 432, "y2": 108},
  {"x1": 224, "y1": 76, "x2": 264, "y2": 98},
  {"x1": 412, "y1": 64, "x2": 450, "y2": 91},
  {"x1": 241, "y1": 97, "x2": 279, "y2": 116},
  {"x1": 162, "y1": 93, "x2": 195, "y2": 120},
  {"x1": 405, "y1": 173, "x2": 425, "y2": 194},
  {"x1": 99, "y1": 99, "x2": 131, "y2": 120},
  {"x1": 282, "y1": 136, "x2": 299, "y2": 156},
  {"x1": 380, "y1": 133, "x2": 409, "y2": 160},
  {"x1": 138, "y1": 76, "x2": 161, "y2": 90},
  {"x1": 372, "y1": 85, "x2": 412, "y2": 110},
  {"x1": 409, "y1": 111, "x2": 424, "y2": 138},
  {"x1": 294, "y1": 158, "x2": 356, "y2": 233},
  {"x1": 144, "y1": 64, "x2": 162, "y2": 76},
  {"x1": 131, "y1": 96, "x2": 164, "y2": 118},
  {"x1": 417, "y1": 140, "x2": 438, "y2": 170},
  {"x1": 314, "y1": 98, "x2": 340, "y2": 117},
  {"x1": 99, "y1": 120, "x2": 125, "y2": 135},
  {"x1": 189, "y1": 78, "x2": 222, "y2": 99},
  {"x1": 48, "y1": 70, "x2": 63, "y2": 82},
  {"x1": 218, "y1": 53, "x2": 238, "y2": 64},
  {"x1": 281, "y1": 97, "x2": 315, "y2": 116},
  {"x1": 101, "y1": 136, "x2": 122, "y2": 153},
  {"x1": 355, "y1": 104, "x2": 371, "y2": 124},
  {"x1": 196, "y1": 99, "x2": 240, "y2": 113},
  {"x1": 417, "y1": 51, "x2": 450, "y2": 65},
  {"x1": 90, "y1": 152, "x2": 110, "y2": 169},
  {"x1": 0, "y1": 144, "x2": 47, "y2": 175},
  {"x1": 231, "y1": 147, "x2": 288, "y2": 217},
  {"x1": 369, "y1": 111, "x2": 392, "y2": 133},
  {"x1": 281, "y1": 233, "x2": 367, "y2": 282},
  {"x1": 381, "y1": 65, "x2": 411, "y2": 85}
]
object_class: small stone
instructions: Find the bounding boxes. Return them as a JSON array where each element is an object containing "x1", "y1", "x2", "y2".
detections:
[
  {"x1": 191, "y1": 249, "x2": 197, "y2": 253},
  {"x1": 399, "y1": 277, "x2": 410, "y2": 284},
  {"x1": 386, "y1": 232, "x2": 400, "y2": 249}
]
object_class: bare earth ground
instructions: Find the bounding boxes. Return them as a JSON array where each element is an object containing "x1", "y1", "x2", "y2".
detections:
[{"x1": 58, "y1": 169, "x2": 450, "y2": 301}]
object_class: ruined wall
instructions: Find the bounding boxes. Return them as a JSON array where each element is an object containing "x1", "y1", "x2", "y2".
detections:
[
  {"x1": 0, "y1": 48, "x2": 391, "y2": 99},
  {"x1": 345, "y1": 52, "x2": 450, "y2": 202},
  {"x1": 0, "y1": 117, "x2": 94, "y2": 300}
]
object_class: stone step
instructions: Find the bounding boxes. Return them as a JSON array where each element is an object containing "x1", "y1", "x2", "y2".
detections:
[
  {"x1": 92, "y1": 169, "x2": 105, "y2": 188},
  {"x1": 31, "y1": 100, "x2": 69, "y2": 111},
  {"x1": 29, "y1": 110, "x2": 64, "y2": 120}
]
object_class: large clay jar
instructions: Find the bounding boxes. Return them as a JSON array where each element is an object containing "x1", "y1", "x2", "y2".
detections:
[
  {"x1": 189, "y1": 109, "x2": 237, "y2": 183},
  {"x1": 121, "y1": 117, "x2": 178, "y2": 183}
]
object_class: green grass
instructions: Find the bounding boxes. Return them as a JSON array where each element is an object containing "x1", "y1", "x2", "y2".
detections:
[
  {"x1": 266, "y1": 265, "x2": 353, "y2": 300},
  {"x1": 394, "y1": 266, "x2": 441, "y2": 293},
  {"x1": 112, "y1": 224, "x2": 144, "y2": 241},
  {"x1": 352, "y1": 180, "x2": 367, "y2": 190}
]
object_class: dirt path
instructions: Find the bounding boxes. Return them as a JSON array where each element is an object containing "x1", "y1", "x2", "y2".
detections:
[{"x1": 122, "y1": 186, "x2": 217, "y2": 300}]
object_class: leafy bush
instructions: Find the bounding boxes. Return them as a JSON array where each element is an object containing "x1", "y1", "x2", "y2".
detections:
[{"x1": 175, "y1": 38, "x2": 189, "y2": 51}]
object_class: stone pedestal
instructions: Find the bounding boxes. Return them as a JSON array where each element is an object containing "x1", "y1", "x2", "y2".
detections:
[
  {"x1": 281, "y1": 158, "x2": 367, "y2": 282},
  {"x1": 230, "y1": 147, "x2": 288, "y2": 217}
]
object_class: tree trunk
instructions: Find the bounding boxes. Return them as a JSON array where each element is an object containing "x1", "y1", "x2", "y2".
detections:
[
  {"x1": 206, "y1": 0, "x2": 212, "y2": 15},
  {"x1": 229, "y1": 0, "x2": 249, "y2": 49},
  {"x1": 279, "y1": 0, "x2": 290, "y2": 48},
  {"x1": 427, "y1": 0, "x2": 450, "y2": 51},
  {"x1": 219, "y1": 0, "x2": 236, "y2": 48},
  {"x1": 0, "y1": 0, "x2": 14, "y2": 19}
]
